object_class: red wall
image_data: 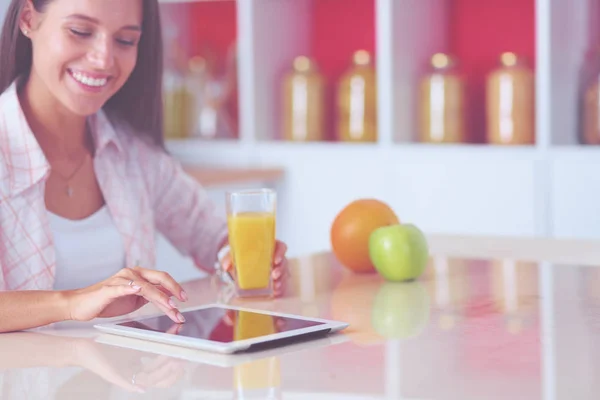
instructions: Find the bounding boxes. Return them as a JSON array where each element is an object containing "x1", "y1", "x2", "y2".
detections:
[
  {"x1": 449, "y1": 0, "x2": 536, "y2": 143},
  {"x1": 188, "y1": 1, "x2": 237, "y2": 74},
  {"x1": 184, "y1": 0, "x2": 535, "y2": 143}
]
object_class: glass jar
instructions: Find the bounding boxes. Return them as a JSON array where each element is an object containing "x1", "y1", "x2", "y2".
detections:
[
  {"x1": 163, "y1": 40, "x2": 192, "y2": 140},
  {"x1": 418, "y1": 53, "x2": 467, "y2": 144},
  {"x1": 579, "y1": 47, "x2": 600, "y2": 145},
  {"x1": 336, "y1": 50, "x2": 377, "y2": 143},
  {"x1": 282, "y1": 56, "x2": 326, "y2": 142},
  {"x1": 486, "y1": 52, "x2": 535, "y2": 145}
]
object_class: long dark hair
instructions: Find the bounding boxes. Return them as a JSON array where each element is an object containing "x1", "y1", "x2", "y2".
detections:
[{"x1": 0, "y1": 0, "x2": 165, "y2": 148}]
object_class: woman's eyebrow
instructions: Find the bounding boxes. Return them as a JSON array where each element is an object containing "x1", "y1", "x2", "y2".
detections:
[{"x1": 65, "y1": 14, "x2": 142, "y2": 31}]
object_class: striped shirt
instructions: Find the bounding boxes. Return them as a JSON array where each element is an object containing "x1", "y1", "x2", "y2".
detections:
[{"x1": 0, "y1": 80, "x2": 228, "y2": 291}]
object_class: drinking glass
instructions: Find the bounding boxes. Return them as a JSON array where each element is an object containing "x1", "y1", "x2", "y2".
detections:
[{"x1": 226, "y1": 189, "x2": 277, "y2": 297}]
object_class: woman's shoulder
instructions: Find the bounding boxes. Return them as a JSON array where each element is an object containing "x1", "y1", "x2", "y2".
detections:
[
  {"x1": 96, "y1": 110, "x2": 166, "y2": 159},
  {"x1": 0, "y1": 81, "x2": 45, "y2": 199},
  {"x1": 96, "y1": 111, "x2": 177, "y2": 185}
]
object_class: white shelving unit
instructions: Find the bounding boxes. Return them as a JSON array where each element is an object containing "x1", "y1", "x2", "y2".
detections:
[
  {"x1": 160, "y1": 0, "x2": 600, "y2": 257},
  {"x1": 0, "y1": 0, "x2": 589, "y2": 259}
]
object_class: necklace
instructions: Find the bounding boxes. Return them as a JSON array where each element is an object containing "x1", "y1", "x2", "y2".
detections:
[{"x1": 51, "y1": 153, "x2": 90, "y2": 197}]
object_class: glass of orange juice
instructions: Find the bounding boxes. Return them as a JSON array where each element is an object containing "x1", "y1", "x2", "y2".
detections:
[{"x1": 226, "y1": 189, "x2": 277, "y2": 297}]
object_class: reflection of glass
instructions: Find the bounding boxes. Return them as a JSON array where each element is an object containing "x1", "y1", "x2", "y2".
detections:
[
  {"x1": 226, "y1": 189, "x2": 277, "y2": 297},
  {"x1": 337, "y1": 50, "x2": 377, "y2": 142},
  {"x1": 234, "y1": 357, "x2": 282, "y2": 399},
  {"x1": 486, "y1": 52, "x2": 535, "y2": 145},
  {"x1": 490, "y1": 259, "x2": 539, "y2": 333},
  {"x1": 234, "y1": 311, "x2": 276, "y2": 340},
  {"x1": 424, "y1": 257, "x2": 470, "y2": 331},
  {"x1": 419, "y1": 53, "x2": 467, "y2": 144}
]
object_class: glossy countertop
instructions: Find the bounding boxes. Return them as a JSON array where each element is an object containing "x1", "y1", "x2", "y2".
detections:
[{"x1": 3, "y1": 234, "x2": 600, "y2": 399}]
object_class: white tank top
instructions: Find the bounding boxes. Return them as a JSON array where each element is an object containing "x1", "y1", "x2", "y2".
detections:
[{"x1": 49, "y1": 206, "x2": 126, "y2": 291}]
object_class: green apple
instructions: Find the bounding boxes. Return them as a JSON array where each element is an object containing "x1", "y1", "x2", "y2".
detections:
[
  {"x1": 368, "y1": 223, "x2": 429, "y2": 282},
  {"x1": 371, "y1": 281, "x2": 431, "y2": 339}
]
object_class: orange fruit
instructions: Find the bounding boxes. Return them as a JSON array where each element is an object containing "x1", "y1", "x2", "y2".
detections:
[{"x1": 330, "y1": 199, "x2": 399, "y2": 273}]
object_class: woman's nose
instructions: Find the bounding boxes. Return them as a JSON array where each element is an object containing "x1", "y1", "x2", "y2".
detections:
[{"x1": 87, "y1": 35, "x2": 114, "y2": 70}]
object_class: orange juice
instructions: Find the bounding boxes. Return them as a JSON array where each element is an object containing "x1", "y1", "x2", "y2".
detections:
[
  {"x1": 234, "y1": 312, "x2": 280, "y2": 391},
  {"x1": 227, "y1": 212, "x2": 276, "y2": 290},
  {"x1": 234, "y1": 357, "x2": 281, "y2": 391},
  {"x1": 234, "y1": 311, "x2": 276, "y2": 340}
]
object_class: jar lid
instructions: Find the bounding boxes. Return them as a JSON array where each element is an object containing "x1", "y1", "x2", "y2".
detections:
[
  {"x1": 293, "y1": 56, "x2": 315, "y2": 72},
  {"x1": 500, "y1": 52, "x2": 520, "y2": 67},
  {"x1": 353, "y1": 50, "x2": 371, "y2": 66},
  {"x1": 431, "y1": 53, "x2": 457, "y2": 70},
  {"x1": 189, "y1": 56, "x2": 207, "y2": 73}
]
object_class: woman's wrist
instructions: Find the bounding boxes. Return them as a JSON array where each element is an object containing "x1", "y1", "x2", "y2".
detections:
[{"x1": 55, "y1": 290, "x2": 75, "y2": 322}]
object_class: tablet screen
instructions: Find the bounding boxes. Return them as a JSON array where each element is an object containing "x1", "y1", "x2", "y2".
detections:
[{"x1": 117, "y1": 306, "x2": 326, "y2": 343}]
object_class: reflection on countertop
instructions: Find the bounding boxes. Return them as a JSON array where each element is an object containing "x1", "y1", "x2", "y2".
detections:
[{"x1": 3, "y1": 236, "x2": 600, "y2": 399}]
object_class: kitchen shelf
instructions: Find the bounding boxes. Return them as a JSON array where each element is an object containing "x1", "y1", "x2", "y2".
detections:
[
  {"x1": 159, "y1": 0, "x2": 234, "y2": 3},
  {"x1": 160, "y1": 0, "x2": 239, "y2": 141},
  {"x1": 243, "y1": 0, "x2": 376, "y2": 142},
  {"x1": 158, "y1": 0, "x2": 600, "y2": 256},
  {"x1": 389, "y1": 0, "x2": 536, "y2": 145}
]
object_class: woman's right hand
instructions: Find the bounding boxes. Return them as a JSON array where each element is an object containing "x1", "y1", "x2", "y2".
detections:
[{"x1": 66, "y1": 267, "x2": 188, "y2": 324}]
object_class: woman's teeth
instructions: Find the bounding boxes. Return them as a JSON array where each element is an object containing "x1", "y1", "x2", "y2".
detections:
[{"x1": 70, "y1": 71, "x2": 108, "y2": 87}]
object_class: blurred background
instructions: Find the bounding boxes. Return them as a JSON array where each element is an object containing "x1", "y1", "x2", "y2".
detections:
[{"x1": 2, "y1": 0, "x2": 599, "y2": 281}]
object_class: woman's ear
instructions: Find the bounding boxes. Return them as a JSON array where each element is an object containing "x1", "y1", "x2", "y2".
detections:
[{"x1": 19, "y1": 0, "x2": 36, "y2": 37}]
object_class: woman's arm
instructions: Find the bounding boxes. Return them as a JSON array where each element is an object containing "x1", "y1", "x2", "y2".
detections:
[
  {"x1": 141, "y1": 142, "x2": 228, "y2": 273},
  {"x1": 0, "y1": 266, "x2": 188, "y2": 333},
  {"x1": 0, "y1": 290, "x2": 70, "y2": 333}
]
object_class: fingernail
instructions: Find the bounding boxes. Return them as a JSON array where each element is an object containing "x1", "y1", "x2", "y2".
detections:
[
  {"x1": 135, "y1": 386, "x2": 145, "y2": 393},
  {"x1": 275, "y1": 256, "x2": 283, "y2": 265},
  {"x1": 181, "y1": 290, "x2": 188, "y2": 301},
  {"x1": 169, "y1": 299, "x2": 177, "y2": 308},
  {"x1": 131, "y1": 285, "x2": 141, "y2": 291},
  {"x1": 178, "y1": 313, "x2": 186, "y2": 323},
  {"x1": 272, "y1": 268, "x2": 282, "y2": 279}
]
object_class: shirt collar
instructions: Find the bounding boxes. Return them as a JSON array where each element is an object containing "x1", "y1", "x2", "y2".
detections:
[
  {"x1": 0, "y1": 78, "x2": 123, "y2": 198},
  {"x1": 89, "y1": 108, "x2": 124, "y2": 155}
]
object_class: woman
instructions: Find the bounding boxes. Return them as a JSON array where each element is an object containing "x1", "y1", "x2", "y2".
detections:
[{"x1": 0, "y1": 0, "x2": 288, "y2": 333}]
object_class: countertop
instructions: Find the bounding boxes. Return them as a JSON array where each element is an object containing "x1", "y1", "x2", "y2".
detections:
[
  {"x1": 2, "y1": 234, "x2": 600, "y2": 399},
  {"x1": 182, "y1": 165, "x2": 284, "y2": 188}
]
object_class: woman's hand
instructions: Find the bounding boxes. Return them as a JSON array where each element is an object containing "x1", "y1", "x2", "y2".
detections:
[
  {"x1": 66, "y1": 267, "x2": 188, "y2": 324},
  {"x1": 221, "y1": 240, "x2": 290, "y2": 297}
]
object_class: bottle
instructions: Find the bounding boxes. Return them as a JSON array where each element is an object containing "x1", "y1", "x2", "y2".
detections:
[
  {"x1": 185, "y1": 44, "x2": 238, "y2": 140},
  {"x1": 337, "y1": 50, "x2": 377, "y2": 143},
  {"x1": 186, "y1": 55, "x2": 210, "y2": 138},
  {"x1": 282, "y1": 56, "x2": 325, "y2": 142},
  {"x1": 579, "y1": 47, "x2": 600, "y2": 145},
  {"x1": 418, "y1": 53, "x2": 466, "y2": 144},
  {"x1": 486, "y1": 52, "x2": 535, "y2": 145},
  {"x1": 163, "y1": 40, "x2": 192, "y2": 140}
]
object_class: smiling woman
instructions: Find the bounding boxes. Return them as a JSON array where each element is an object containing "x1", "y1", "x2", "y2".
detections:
[
  {"x1": 0, "y1": 0, "x2": 290, "y2": 334},
  {"x1": 0, "y1": 0, "x2": 163, "y2": 146}
]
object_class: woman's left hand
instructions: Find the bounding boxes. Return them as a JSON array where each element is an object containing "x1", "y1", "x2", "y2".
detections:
[{"x1": 221, "y1": 240, "x2": 289, "y2": 297}]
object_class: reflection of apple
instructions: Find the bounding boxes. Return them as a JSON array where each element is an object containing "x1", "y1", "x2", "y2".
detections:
[
  {"x1": 368, "y1": 224, "x2": 429, "y2": 282},
  {"x1": 371, "y1": 281, "x2": 431, "y2": 339},
  {"x1": 330, "y1": 273, "x2": 386, "y2": 346}
]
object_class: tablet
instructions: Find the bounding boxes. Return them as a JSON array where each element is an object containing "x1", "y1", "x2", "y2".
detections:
[
  {"x1": 95, "y1": 330, "x2": 349, "y2": 368},
  {"x1": 94, "y1": 304, "x2": 349, "y2": 354}
]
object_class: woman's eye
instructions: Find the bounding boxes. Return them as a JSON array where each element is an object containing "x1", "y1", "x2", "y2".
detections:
[
  {"x1": 116, "y1": 38, "x2": 136, "y2": 47},
  {"x1": 69, "y1": 28, "x2": 91, "y2": 37}
]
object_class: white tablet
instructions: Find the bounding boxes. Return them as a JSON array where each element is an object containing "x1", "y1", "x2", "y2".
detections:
[
  {"x1": 95, "y1": 330, "x2": 349, "y2": 368},
  {"x1": 94, "y1": 303, "x2": 349, "y2": 354}
]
